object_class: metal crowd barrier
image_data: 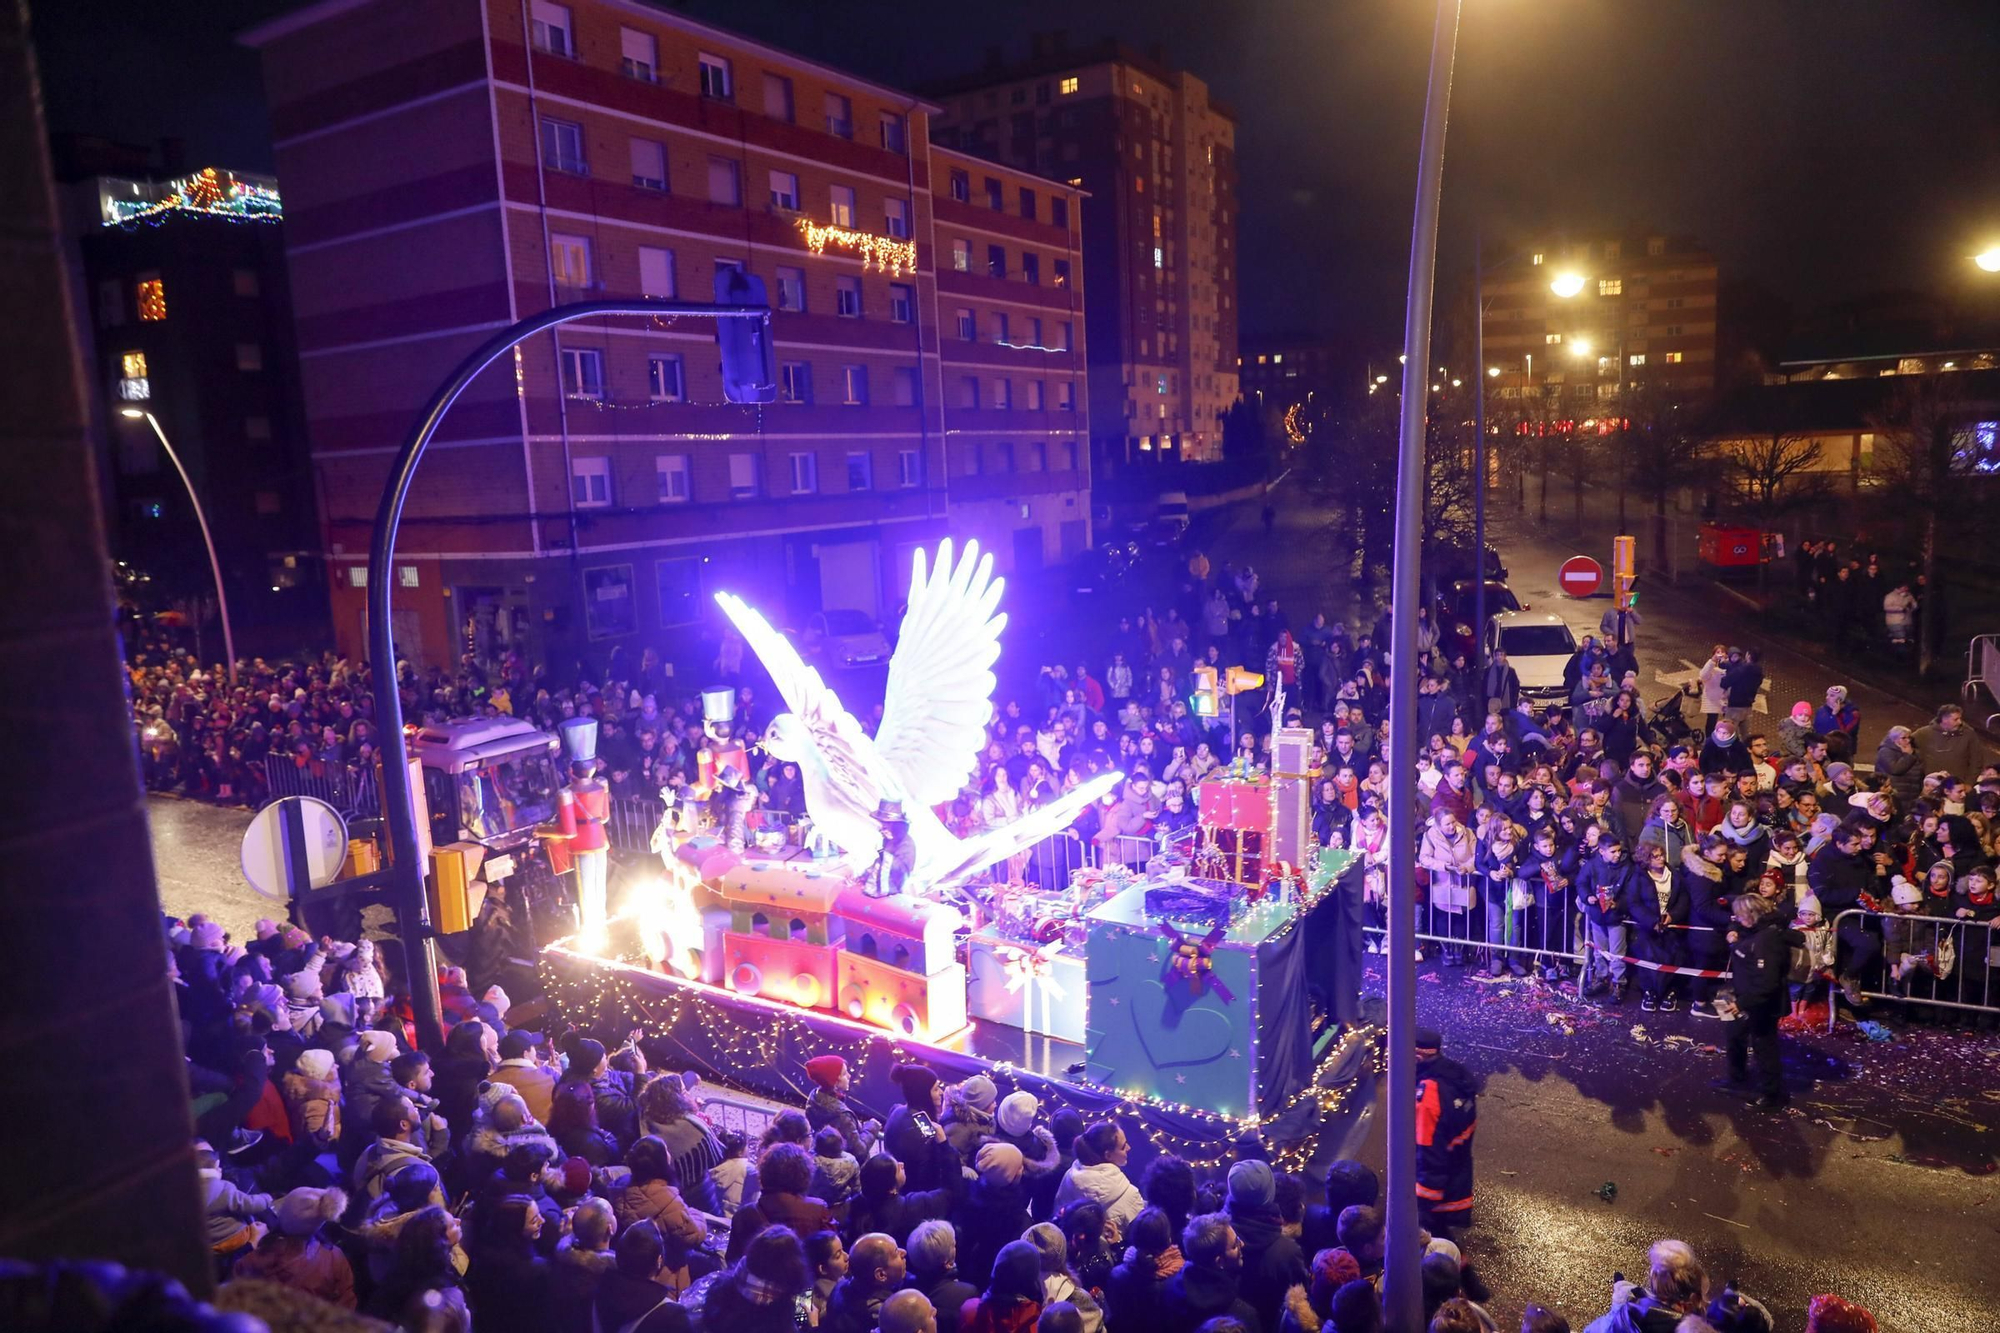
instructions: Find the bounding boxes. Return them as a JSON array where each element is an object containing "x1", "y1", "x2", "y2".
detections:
[
  {"x1": 602, "y1": 795, "x2": 805, "y2": 856},
  {"x1": 1366, "y1": 874, "x2": 1586, "y2": 968},
  {"x1": 1965, "y1": 633, "x2": 2000, "y2": 730},
  {"x1": 261, "y1": 755, "x2": 381, "y2": 819},
  {"x1": 1826, "y1": 907, "x2": 2000, "y2": 1032}
]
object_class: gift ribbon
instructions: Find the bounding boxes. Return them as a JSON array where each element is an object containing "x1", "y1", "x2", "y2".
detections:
[
  {"x1": 998, "y1": 942, "x2": 1067, "y2": 1001},
  {"x1": 1161, "y1": 922, "x2": 1235, "y2": 1003}
]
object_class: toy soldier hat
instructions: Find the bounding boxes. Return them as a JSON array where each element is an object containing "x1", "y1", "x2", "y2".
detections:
[
  {"x1": 876, "y1": 798, "x2": 907, "y2": 823},
  {"x1": 559, "y1": 717, "x2": 600, "y2": 769}
]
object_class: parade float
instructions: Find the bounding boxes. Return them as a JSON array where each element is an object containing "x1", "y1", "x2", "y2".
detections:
[{"x1": 540, "y1": 539, "x2": 1369, "y2": 1163}]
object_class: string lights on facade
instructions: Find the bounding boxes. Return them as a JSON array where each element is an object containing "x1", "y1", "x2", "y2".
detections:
[{"x1": 795, "y1": 216, "x2": 919, "y2": 276}]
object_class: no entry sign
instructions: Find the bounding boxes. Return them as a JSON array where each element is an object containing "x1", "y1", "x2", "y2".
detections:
[{"x1": 1558, "y1": 555, "x2": 1604, "y2": 598}]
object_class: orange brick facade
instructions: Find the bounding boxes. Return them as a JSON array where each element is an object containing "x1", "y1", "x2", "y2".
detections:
[{"x1": 247, "y1": 0, "x2": 1088, "y2": 672}]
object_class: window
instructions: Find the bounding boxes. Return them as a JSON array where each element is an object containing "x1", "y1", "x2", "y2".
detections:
[
  {"x1": 707, "y1": 157, "x2": 741, "y2": 205},
  {"x1": 1663, "y1": 351, "x2": 1685, "y2": 364},
  {"x1": 892, "y1": 367, "x2": 918, "y2": 406},
  {"x1": 789, "y1": 452, "x2": 819, "y2": 494},
  {"x1": 1059, "y1": 322, "x2": 1072, "y2": 350},
  {"x1": 549, "y1": 233, "x2": 591, "y2": 288},
  {"x1": 1531, "y1": 252, "x2": 1544, "y2": 266},
  {"x1": 1663, "y1": 325, "x2": 1684, "y2": 337},
  {"x1": 657, "y1": 557, "x2": 700, "y2": 626},
  {"x1": 1665, "y1": 297, "x2": 1685, "y2": 309},
  {"x1": 531, "y1": 1, "x2": 572, "y2": 55},
  {"x1": 898, "y1": 449, "x2": 923, "y2": 486},
  {"x1": 236, "y1": 342, "x2": 263, "y2": 371},
  {"x1": 99, "y1": 279, "x2": 124, "y2": 326},
  {"x1": 991, "y1": 379, "x2": 1012, "y2": 409},
  {"x1": 993, "y1": 442, "x2": 1015, "y2": 472},
  {"x1": 775, "y1": 267, "x2": 805, "y2": 311},
  {"x1": 824, "y1": 92, "x2": 853, "y2": 138},
  {"x1": 630, "y1": 138, "x2": 667, "y2": 190},
  {"x1": 620, "y1": 27, "x2": 657, "y2": 81},
  {"x1": 1021, "y1": 253, "x2": 1040, "y2": 285},
  {"x1": 1018, "y1": 187, "x2": 1037, "y2": 220},
  {"x1": 1059, "y1": 76, "x2": 1079, "y2": 95},
  {"x1": 1604, "y1": 242, "x2": 1622, "y2": 260},
  {"x1": 561, "y1": 347, "x2": 605, "y2": 399},
  {"x1": 1153, "y1": 246, "x2": 1164, "y2": 270},
  {"x1": 991, "y1": 311, "x2": 1010, "y2": 344},
  {"x1": 136, "y1": 276, "x2": 166, "y2": 321},
  {"x1": 232, "y1": 268, "x2": 259, "y2": 297},
  {"x1": 984, "y1": 178, "x2": 1003, "y2": 210},
  {"x1": 397, "y1": 564, "x2": 420, "y2": 589},
  {"x1": 655, "y1": 453, "x2": 690, "y2": 503},
  {"x1": 780, "y1": 361, "x2": 812, "y2": 403},
  {"x1": 346, "y1": 566, "x2": 367, "y2": 588},
  {"x1": 1156, "y1": 373, "x2": 1169, "y2": 395},
  {"x1": 958, "y1": 376, "x2": 978, "y2": 408},
  {"x1": 571, "y1": 456, "x2": 613, "y2": 507},
  {"x1": 829, "y1": 185, "x2": 856, "y2": 227},
  {"x1": 1647, "y1": 237, "x2": 1666, "y2": 256},
  {"x1": 987, "y1": 244, "x2": 1006, "y2": 279},
  {"x1": 1545, "y1": 332, "x2": 1563, "y2": 345},
  {"x1": 1598, "y1": 278, "x2": 1623, "y2": 296},
  {"x1": 1060, "y1": 441, "x2": 1078, "y2": 471},
  {"x1": 1028, "y1": 316, "x2": 1043, "y2": 347},
  {"x1": 1054, "y1": 258, "x2": 1071, "y2": 288},
  {"x1": 846, "y1": 451, "x2": 873, "y2": 490},
  {"x1": 763, "y1": 72, "x2": 795, "y2": 121},
  {"x1": 842, "y1": 364, "x2": 869, "y2": 405},
  {"x1": 962, "y1": 445, "x2": 982, "y2": 477},
  {"x1": 728, "y1": 453, "x2": 762, "y2": 499},
  {"x1": 540, "y1": 117, "x2": 586, "y2": 174},
  {"x1": 699, "y1": 53, "x2": 733, "y2": 100},
  {"x1": 1027, "y1": 442, "x2": 1047, "y2": 471},
  {"x1": 1057, "y1": 381, "x2": 1074, "y2": 410},
  {"x1": 648, "y1": 353, "x2": 685, "y2": 401},
  {"x1": 1051, "y1": 198, "x2": 1069, "y2": 228},
  {"x1": 638, "y1": 245, "x2": 675, "y2": 297},
  {"x1": 949, "y1": 170, "x2": 969, "y2": 203},
  {"x1": 1027, "y1": 380, "x2": 1045, "y2": 410},
  {"x1": 955, "y1": 308, "x2": 975, "y2": 340},
  {"x1": 836, "y1": 276, "x2": 862, "y2": 318},
  {"x1": 884, "y1": 198, "x2": 909, "y2": 239},
  {"x1": 889, "y1": 284, "x2": 914, "y2": 323},
  {"x1": 879, "y1": 112, "x2": 906, "y2": 154},
  {"x1": 582, "y1": 565, "x2": 636, "y2": 639},
  {"x1": 117, "y1": 350, "x2": 149, "y2": 400},
  {"x1": 951, "y1": 238, "x2": 971, "y2": 272},
  {"x1": 768, "y1": 169, "x2": 799, "y2": 210},
  {"x1": 1627, "y1": 353, "x2": 1646, "y2": 367}
]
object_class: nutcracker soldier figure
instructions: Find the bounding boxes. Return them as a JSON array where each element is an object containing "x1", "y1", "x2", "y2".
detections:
[
  {"x1": 539, "y1": 717, "x2": 611, "y2": 947},
  {"x1": 693, "y1": 686, "x2": 754, "y2": 848}
]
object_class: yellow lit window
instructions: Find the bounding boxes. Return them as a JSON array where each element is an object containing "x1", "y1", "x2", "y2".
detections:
[
  {"x1": 1598, "y1": 278, "x2": 1623, "y2": 296},
  {"x1": 1531, "y1": 253, "x2": 1544, "y2": 266},
  {"x1": 1256, "y1": 354, "x2": 1267, "y2": 365},
  {"x1": 137, "y1": 278, "x2": 166, "y2": 321},
  {"x1": 1663, "y1": 351, "x2": 1684, "y2": 364},
  {"x1": 1059, "y1": 76, "x2": 1079, "y2": 95},
  {"x1": 121, "y1": 350, "x2": 148, "y2": 378},
  {"x1": 1545, "y1": 333, "x2": 1562, "y2": 344},
  {"x1": 1628, "y1": 353, "x2": 1645, "y2": 366}
]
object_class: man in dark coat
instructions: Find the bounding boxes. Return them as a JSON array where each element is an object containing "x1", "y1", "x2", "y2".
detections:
[
  {"x1": 1724, "y1": 896, "x2": 1804, "y2": 1109},
  {"x1": 824, "y1": 1233, "x2": 908, "y2": 1333},
  {"x1": 907, "y1": 1219, "x2": 977, "y2": 1333},
  {"x1": 1220, "y1": 1161, "x2": 1304, "y2": 1333},
  {"x1": 1413, "y1": 1029, "x2": 1481, "y2": 1235},
  {"x1": 1160, "y1": 1213, "x2": 1261, "y2": 1333}
]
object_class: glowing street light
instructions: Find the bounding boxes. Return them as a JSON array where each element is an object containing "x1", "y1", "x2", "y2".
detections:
[
  {"x1": 118, "y1": 407, "x2": 238, "y2": 684},
  {"x1": 1570, "y1": 337, "x2": 1593, "y2": 359},
  {"x1": 1487, "y1": 366, "x2": 1501, "y2": 377},
  {"x1": 1977, "y1": 247, "x2": 2000, "y2": 273},
  {"x1": 1549, "y1": 270, "x2": 1587, "y2": 298},
  {"x1": 1376, "y1": 374, "x2": 1390, "y2": 383}
]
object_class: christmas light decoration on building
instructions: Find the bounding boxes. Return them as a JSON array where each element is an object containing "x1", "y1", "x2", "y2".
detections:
[
  {"x1": 795, "y1": 216, "x2": 918, "y2": 276},
  {"x1": 1282, "y1": 402, "x2": 1307, "y2": 444},
  {"x1": 101, "y1": 167, "x2": 283, "y2": 228}
]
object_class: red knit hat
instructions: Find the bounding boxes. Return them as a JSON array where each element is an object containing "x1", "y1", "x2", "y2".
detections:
[
  {"x1": 1805, "y1": 1295, "x2": 1877, "y2": 1333},
  {"x1": 805, "y1": 1054, "x2": 847, "y2": 1091}
]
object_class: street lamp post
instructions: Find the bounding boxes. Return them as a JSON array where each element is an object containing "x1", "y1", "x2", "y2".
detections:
[{"x1": 120, "y1": 408, "x2": 237, "y2": 685}]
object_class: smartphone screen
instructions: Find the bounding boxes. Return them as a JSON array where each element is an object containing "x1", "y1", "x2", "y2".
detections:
[{"x1": 910, "y1": 1110, "x2": 937, "y2": 1137}]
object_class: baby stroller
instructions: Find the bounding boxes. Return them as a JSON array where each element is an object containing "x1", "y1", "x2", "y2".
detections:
[{"x1": 1649, "y1": 688, "x2": 1695, "y2": 747}]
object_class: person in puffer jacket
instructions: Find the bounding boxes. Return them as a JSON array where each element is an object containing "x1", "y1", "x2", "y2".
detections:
[
  {"x1": 1052, "y1": 1122, "x2": 1143, "y2": 1243},
  {"x1": 1418, "y1": 808, "x2": 1477, "y2": 964},
  {"x1": 281, "y1": 1047, "x2": 341, "y2": 1150},
  {"x1": 1582, "y1": 1239, "x2": 1711, "y2": 1333}
]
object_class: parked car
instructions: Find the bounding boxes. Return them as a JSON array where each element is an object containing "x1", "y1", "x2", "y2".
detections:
[
  {"x1": 805, "y1": 608, "x2": 891, "y2": 667},
  {"x1": 1484, "y1": 610, "x2": 1576, "y2": 704},
  {"x1": 1433, "y1": 540, "x2": 1508, "y2": 582},
  {"x1": 1437, "y1": 580, "x2": 1523, "y2": 659}
]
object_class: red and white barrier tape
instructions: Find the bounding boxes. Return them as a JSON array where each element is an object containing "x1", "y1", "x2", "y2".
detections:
[{"x1": 1581, "y1": 940, "x2": 1728, "y2": 978}]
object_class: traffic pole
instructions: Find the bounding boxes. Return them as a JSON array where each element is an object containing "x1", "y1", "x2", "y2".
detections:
[
  {"x1": 1472, "y1": 229, "x2": 1486, "y2": 672},
  {"x1": 1385, "y1": 2, "x2": 1462, "y2": 1330}
]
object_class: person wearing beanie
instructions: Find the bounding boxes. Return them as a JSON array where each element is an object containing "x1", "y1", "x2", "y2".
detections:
[
  {"x1": 993, "y1": 1091, "x2": 1062, "y2": 1191},
  {"x1": 1160, "y1": 1213, "x2": 1258, "y2": 1333},
  {"x1": 885, "y1": 1062, "x2": 956, "y2": 1192},
  {"x1": 562, "y1": 1034, "x2": 641, "y2": 1152},
  {"x1": 806, "y1": 1053, "x2": 879, "y2": 1159},
  {"x1": 1024, "y1": 1222, "x2": 1105, "y2": 1333},
  {"x1": 1106, "y1": 1206, "x2": 1184, "y2": 1333},
  {"x1": 340, "y1": 1028, "x2": 404, "y2": 1152},
  {"x1": 233, "y1": 1185, "x2": 356, "y2": 1308},
  {"x1": 281, "y1": 1047, "x2": 342, "y2": 1151},
  {"x1": 962, "y1": 1239, "x2": 1045, "y2": 1333},
  {"x1": 1225, "y1": 1160, "x2": 1305, "y2": 1333},
  {"x1": 943, "y1": 1074, "x2": 1000, "y2": 1157},
  {"x1": 1410, "y1": 1029, "x2": 1482, "y2": 1238},
  {"x1": 958, "y1": 1140, "x2": 1033, "y2": 1293}
]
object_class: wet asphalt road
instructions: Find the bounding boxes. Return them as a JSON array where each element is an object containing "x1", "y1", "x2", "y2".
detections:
[{"x1": 147, "y1": 794, "x2": 268, "y2": 940}]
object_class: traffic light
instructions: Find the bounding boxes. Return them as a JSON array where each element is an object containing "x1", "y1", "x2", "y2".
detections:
[
  {"x1": 1224, "y1": 666, "x2": 1265, "y2": 695},
  {"x1": 713, "y1": 267, "x2": 777, "y2": 404},
  {"x1": 1612, "y1": 535, "x2": 1637, "y2": 610},
  {"x1": 1190, "y1": 665, "x2": 1220, "y2": 718}
]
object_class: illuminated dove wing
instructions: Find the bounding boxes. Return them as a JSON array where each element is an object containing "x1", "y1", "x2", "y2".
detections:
[
  {"x1": 925, "y1": 770, "x2": 1127, "y2": 894},
  {"x1": 874, "y1": 539, "x2": 1007, "y2": 807},
  {"x1": 712, "y1": 591, "x2": 892, "y2": 862}
]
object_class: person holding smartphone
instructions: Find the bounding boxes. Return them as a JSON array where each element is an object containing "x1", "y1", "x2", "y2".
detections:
[{"x1": 885, "y1": 1064, "x2": 955, "y2": 1193}]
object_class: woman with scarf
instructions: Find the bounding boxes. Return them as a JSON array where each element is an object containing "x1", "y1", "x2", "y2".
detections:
[
  {"x1": 1713, "y1": 800, "x2": 1771, "y2": 874},
  {"x1": 1633, "y1": 841, "x2": 1692, "y2": 1012},
  {"x1": 1104, "y1": 1207, "x2": 1182, "y2": 1333},
  {"x1": 701, "y1": 1225, "x2": 815, "y2": 1333}
]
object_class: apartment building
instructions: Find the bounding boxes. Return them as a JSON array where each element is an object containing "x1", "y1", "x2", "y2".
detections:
[
  {"x1": 929, "y1": 35, "x2": 1238, "y2": 469},
  {"x1": 244, "y1": 0, "x2": 1087, "y2": 672},
  {"x1": 1481, "y1": 232, "x2": 1719, "y2": 415}
]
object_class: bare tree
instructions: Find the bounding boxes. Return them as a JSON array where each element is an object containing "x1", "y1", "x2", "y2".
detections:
[
  {"x1": 1621, "y1": 383, "x2": 1712, "y2": 567},
  {"x1": 1726, "y1": 431, "x2": 1827, "y2": 519},
  {"x1": 1870, "y1": 374, "x2": 1981, "y2": 673}
]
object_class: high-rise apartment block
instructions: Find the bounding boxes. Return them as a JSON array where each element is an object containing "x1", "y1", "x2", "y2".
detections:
[{"x1": 929, "y1": 36, "x2": 1238, "y2": 468}]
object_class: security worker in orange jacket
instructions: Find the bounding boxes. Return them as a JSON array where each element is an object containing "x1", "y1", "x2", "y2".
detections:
[{"x1": 1414, "y1": 1027, "x2": 1483, "y2": 1234}]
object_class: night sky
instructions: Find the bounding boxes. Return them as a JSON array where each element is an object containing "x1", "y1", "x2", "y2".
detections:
[{"x1": 31, "y1": 0, "x2": 2000, "y2": 350}]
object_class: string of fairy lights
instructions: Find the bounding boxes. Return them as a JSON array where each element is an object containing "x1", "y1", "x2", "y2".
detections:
[{"x1": 102, "y1": 167, "x2": 282, "y2": 229}]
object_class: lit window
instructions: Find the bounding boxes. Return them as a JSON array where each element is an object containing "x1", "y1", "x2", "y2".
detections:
[
  {"x1": 842, "y1": 364, "x2": 868, "y2": 405},
  {"x1": 1256, "y1": 354, "x2": 1267, "y2": 365},
  {"x1": 630, "y1": 138, "x2": 667, "y2": 190},
  {"x1": 1053, "y1": 259, "x2": 1070, "y2": 288},
  {"x1": 560, "y1": 347, "x2": 605, "y2": 399},
  {"x1": 638, "y1": 246, "x2": 675, "y2": 297},
  {"x1": 1598, "y1": 278, "x2": 1623, "y2": 296},
  {"x1": 1531, "y1": 253, "x2": 1544, "y2": 266},
  {"x1": 531, "y1": 1, "x2": 572, "y2": 56},
  {"x1": 1153, "y1": 246, "x2": 1164, "y2": 269},
  {"x1": 1628, "y1": 353, "x2": 1646, "y2": 367},
  {"x1": 1663, "y1": 351, "x2": 1685, "y2": 364},
  {"x1": 768, "y1": 170, "x2": 799, "y2": 210},
  {"x1": 699, "y1": 53, "x2": 733, "y2": 100},
  {"x1": 655, "y1": 453, "x2": 690, "y2": 503},
  {"x1": 648, "y1": 353, "x2": 685, "y2": 401},
  {"x1": 549, "y1": 233, "x2": 591, "y2": 288},
  {"x1": 1272, "y1": 354, "x2": 1283, "y2": 364},
  {"x1": 1545, "y1": 332, "x2": 1562, "y2": 345},
  {"x1": 620, "y1": 27, "x2": 658, "y2": 81},
  {"x1": 571, "y1": 455, "x2": 613, "y2": 507},
  {"x1": 951, "y1": 239, "x2": 971, "y2": 272},
  {"x1": 829, "y1": 185, "x2": 856, "y2": 228},
  {"x1": 789, "y1": 452, "x2": 819, "y2": 494},
  {"x1": 781, "y1": 361, "x2": 812, "y2": 403},
  {"x1": 991, "y1": 312, "x2": 1009, "y2": 344},
  {"x1": 539, "y1": 118, "x2": 586, "y2": 174},
  {"x1": 136, "y1": 277, "x2": 166, "y2": 321},
  {"x1": 836, "y1": 276, "x2": 862, "y2": 318},
  {"x1": 117, "y1": 350, "x2": 149, "y2": 400},
  {"x1": 775, "y1": 267, "x2": 805, "y2": 312},
  {"x1": 1060, "y1": 76, "x2": 1079, "y2": 95}
]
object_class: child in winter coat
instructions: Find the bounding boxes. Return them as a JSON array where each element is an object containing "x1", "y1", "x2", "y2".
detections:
[
  {"x1": 942, "y1": 1074, "x2": 1000, "y2": 1158},
  {"x1": 707, "y1": 1128, "x2": 756, "y2": 1216},
  {"x1": 198, "y1": 1139, "x2": 274, "y2": 1266},
  {"x1": 232, "y1": 1186, "x2": 356, "y2": 1309},
  {"x1": 1787, "y1": 893, "x2": 1838, "y2": 1012},
  {"x1": 810, "y1": 1125, "x2": 860, "y2": 1211},
  {"x1": 281, "y1": 1048, "x2": 342, "y2": 1150}
]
